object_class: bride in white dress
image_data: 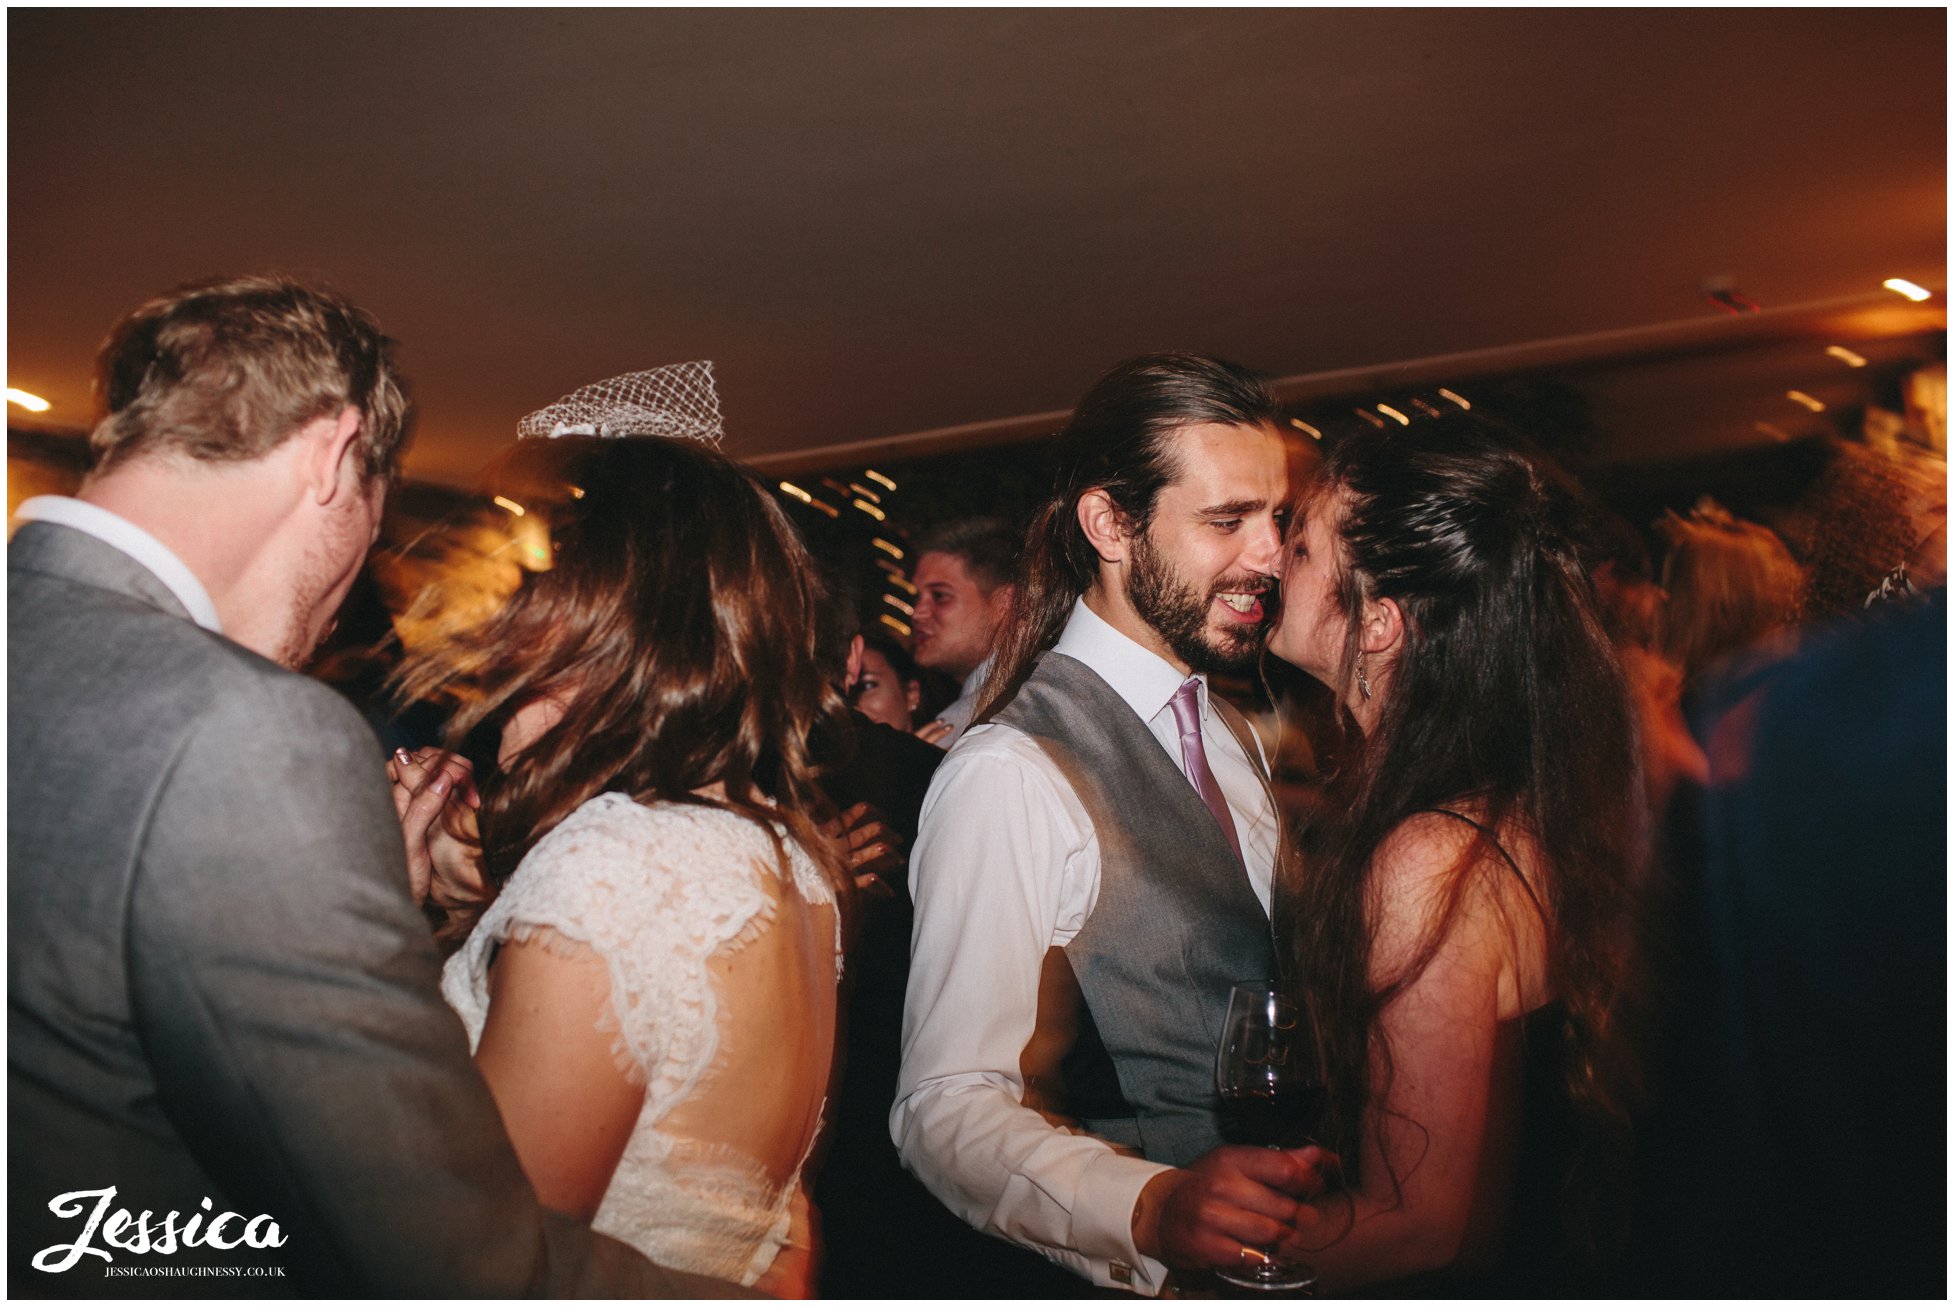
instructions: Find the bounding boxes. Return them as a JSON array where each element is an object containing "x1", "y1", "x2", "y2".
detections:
[{"x1": 394, "y1": 423, "x2": 848, "y2": 1293}]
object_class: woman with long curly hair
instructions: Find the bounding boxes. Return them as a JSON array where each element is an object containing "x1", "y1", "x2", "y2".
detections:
[
  {"x1": 1269, "y1": 416, "x2": 1640, "y2": 1293},
  {"x1": 392, "y1": 431, "x2": 848, "y2": 1294}
]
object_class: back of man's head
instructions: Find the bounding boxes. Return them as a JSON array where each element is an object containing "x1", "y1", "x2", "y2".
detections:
[
  {"x1": 90, "y1": 275, "x2": 411, "y2": 480},
  {"x1": 978, "y1": 352, "x2": 1278, "y2": 712}
]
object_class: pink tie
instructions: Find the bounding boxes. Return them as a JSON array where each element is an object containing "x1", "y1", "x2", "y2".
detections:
[{"x1": 1170, "y1": 677, "x2": 1243, "y2": 865}]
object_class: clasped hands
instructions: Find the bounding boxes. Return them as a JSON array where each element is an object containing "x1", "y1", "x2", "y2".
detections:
[
  {"x1": 1133, "y1": 1144, "x2": 1342, "y2": 1273},
  {"x1": 386, "y1": 747, "x2": 487, "y2": 910}
]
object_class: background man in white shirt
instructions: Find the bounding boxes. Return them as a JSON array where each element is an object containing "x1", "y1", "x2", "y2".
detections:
[
  {"x1": 910, "y1": 516, "x2": 1017, "y2": 748},
  {"x1": 895, "y1": 352, "x2": 1328, "y2": 1294}
]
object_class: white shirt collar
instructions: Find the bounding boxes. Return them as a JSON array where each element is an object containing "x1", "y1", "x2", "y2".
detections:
[
  {"x1": 960, "y1": 652, "x2": 996, "y2": 698},
  {"x1": 13, "y1": 495, "x2": 223, "y2": 634},
  {"x1": 1052, "y1": 594, "x2": 1202, "y2": 724}
]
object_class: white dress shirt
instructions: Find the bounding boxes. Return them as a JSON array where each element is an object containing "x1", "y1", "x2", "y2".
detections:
[
  {"x1": 13, "y1": 495, "x2": 222, "y2": 633},
  {"x1": 927, "y1": 651, "x2": 995, "y2": 748},
  {"x1": 893, "y1": 597, "x2": 1278, "y2": 1294}
]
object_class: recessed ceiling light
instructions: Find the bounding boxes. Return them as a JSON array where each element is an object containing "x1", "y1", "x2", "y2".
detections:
[
  {"x1": 6, "y1": 388, "x2": 50, "y2": 412},
  {"x1": 1786, "y1": 391, "x2": 1826, "y2": 412},
  {"x1": 1824, "y1": 346, "x2": 1868, "y2": 368},
  {"x1": 1883, "y1": 278, "x2": 1932, "y2": 302}
]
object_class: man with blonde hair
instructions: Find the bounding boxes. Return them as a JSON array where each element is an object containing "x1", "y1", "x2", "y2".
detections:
[{"x1": 9, "y1": 276, "x2": 739, "y2": 1296}]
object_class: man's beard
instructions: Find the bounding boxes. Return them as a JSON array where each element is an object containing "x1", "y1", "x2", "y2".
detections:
[
  {"x1": 277, "y1": 595, "x2": 332, "y2": 671},
  {"x1": 1127, "y1": 529, "x2": 1272, "y2": 675}
]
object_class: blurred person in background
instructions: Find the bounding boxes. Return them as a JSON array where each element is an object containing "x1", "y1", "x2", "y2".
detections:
[
  {"x1": 1653, "y1": 500, "x2": 1807, "y2": 694},
  {"x1": 9, "y1": 278, "x2": 730, "y2": 1296},
  {"x1": 1269, "y1": 416, "x2": 1641, "y2": 1294},
  {"x1": 1630, "y1": 587, "x2": 1945, "y2": 1297},
  {"x1": 393, "y1": 412, "x2": 846, "y2": 1294},
  {"x1": 909, "y1": 516, "x2": 1018, "y2": 747},
  {"x1": 1586, "y1": 513, "x2": 1706, "y2": 822},
  {"x1": 849, "y1": 627, "x2": 924, "y2": 732}
]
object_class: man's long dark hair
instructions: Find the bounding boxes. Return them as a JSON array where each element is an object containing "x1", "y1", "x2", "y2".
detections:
[
  {"x1": 395, "y1": 437, "x2": 848, "y2": 932},
  {"x1": 1279, "y1": 416, "x2": 1641, "y2": 1264},
  {"x1": 977, "y1": 352, "x2": 1280, "y2": 717}
]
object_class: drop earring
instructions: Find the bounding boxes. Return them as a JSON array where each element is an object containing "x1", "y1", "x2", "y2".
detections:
[{"x1": 1356, "y1": 653, "x2": 1372, "y2": 702}]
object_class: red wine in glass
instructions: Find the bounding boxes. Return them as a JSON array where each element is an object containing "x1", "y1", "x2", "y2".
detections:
[
  {"x1": 1215, "y1": 981, "x2": 1327, "y2": 1292},
  {"x1": 1219, "y1": 1083, "x2": 1327, "y2": 1151}
]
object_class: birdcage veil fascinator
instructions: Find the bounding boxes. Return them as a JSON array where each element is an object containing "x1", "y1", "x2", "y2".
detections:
[{"x1": 516, "y1": 360, "x2": 724, "y2": 443}]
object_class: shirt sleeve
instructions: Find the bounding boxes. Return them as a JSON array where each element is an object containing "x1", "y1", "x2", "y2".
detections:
[{"x1": 892, "y1": 729, "x2": 1174, "y2": 1294}]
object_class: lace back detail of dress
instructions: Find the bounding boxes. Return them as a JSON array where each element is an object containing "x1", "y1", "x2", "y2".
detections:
[{"x1": 440, "y1": 794, "x2": 840, "y2": 1286}]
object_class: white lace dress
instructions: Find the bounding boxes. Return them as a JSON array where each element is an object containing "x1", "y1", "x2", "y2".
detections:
[{"x1": 442, "y1": 793, "x2": 840, "y2": 1287}]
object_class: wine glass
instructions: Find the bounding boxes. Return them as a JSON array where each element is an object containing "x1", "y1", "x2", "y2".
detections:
[{"x1": 1214, "y1": 980, "x2": 1327, "y2": 1292}]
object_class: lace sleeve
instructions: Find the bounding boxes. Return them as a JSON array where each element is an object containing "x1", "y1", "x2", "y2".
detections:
[{"x1": 450, "y1": 793, "x2": 797, "y2": 1123}]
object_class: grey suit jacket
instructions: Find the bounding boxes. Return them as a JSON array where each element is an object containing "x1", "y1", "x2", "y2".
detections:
[{"x1": 8, "y1": 521, "x2": 742, "y2": 1298}]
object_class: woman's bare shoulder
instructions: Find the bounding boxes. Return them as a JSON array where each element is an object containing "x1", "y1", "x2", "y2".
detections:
[
  {"x1": 1370, "y1": 809, "x2": 1491, "y2": 902},
  {"x1": 1373, "y1": 807, "x2": 1543, "y2": 897},
  {"x1": 1369, "y1": 808, "x2": 1548, "y2": 1007}
]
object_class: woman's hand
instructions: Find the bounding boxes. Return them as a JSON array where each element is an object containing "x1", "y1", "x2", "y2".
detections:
[
  {"x1": 914, "y1": 719, "x2": 953, "y2": 748},
  {"x1": 1133, "y1": 1144, "x2": 1338, "y2": 1271},
  {"x1": 824, "y1": 802, "x2": 904, "y2": 897},
  {"x1": 387, "y1": 747, "x2": 486, "y2": 910}
]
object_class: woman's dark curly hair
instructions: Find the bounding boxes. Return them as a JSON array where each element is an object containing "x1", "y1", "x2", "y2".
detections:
[{"x1": 1278, "y1": 414, "x2": 1642, "y2": 1265}]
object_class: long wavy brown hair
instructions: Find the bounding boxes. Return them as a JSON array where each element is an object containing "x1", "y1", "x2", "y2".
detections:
[
  {"x1": 1277, "y1": 416, "x2": 1642, "y2": 1266},
  {"x1": 393, "y1": 436, "x2": 849, "y2": 935}
]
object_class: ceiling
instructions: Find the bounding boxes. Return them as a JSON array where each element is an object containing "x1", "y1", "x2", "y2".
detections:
[{"x1": 8, "y1": 9, "x2": 1946, "y2": 488}]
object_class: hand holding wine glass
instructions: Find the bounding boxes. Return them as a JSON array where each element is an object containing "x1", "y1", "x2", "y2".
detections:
[{"x1": 1215, "y1": 980, "x2": 1329, "y2": 1292}]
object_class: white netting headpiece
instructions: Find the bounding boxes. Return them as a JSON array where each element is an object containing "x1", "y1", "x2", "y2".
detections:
[{"x1": 516, "y1": 361, "x2": 723, "y2": 443}]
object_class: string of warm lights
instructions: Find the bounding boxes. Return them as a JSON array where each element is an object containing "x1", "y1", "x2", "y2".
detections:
[
  {"x1": 772, "y1": 469, "x2": 918, "y2": 647},
  {"x1": 1756, "y1": 278, "x2": 1935, "y2": 444},
  {"x1": 1282, "y1": 280, "x2": 1935, "y2": 456}
]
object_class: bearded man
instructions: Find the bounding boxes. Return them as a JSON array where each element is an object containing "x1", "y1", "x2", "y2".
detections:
[{"x1": 894, "y1": 353, "x2": 1328, "y2": 1294}]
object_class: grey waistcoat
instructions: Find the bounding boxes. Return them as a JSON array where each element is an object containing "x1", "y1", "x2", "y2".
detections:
[{"x1": 991, "y1": 652, "x2": 1277, "y2": 1167}]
